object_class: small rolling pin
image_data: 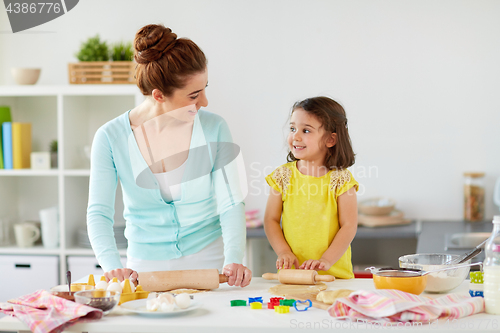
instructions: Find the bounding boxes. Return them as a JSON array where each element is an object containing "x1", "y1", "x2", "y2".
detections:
[
  {"x1": 262, "y1": 269, "x2": 335, "y2": 285},
  {"x1": 139, "y1": 269, "x2": 229, "y2": 292}
]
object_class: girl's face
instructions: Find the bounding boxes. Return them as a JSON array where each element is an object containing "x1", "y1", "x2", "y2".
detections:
[{"x1": 288, "y1": 108, "x2": 335, "y2": 164}]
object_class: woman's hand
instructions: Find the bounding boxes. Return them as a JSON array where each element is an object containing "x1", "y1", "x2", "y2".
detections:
[
  {"x1": 276, "y1": 252, "x2": 299, "y2": 270},
  {"x1": 104, "y1": 268, "x2": 139, "y2": 286},
  {"x1": 299, "y1": 258, "x2": 333, "y2": 271},
  {"x1": 223, "y1": 263, "x2": 252, "y2": 287}
]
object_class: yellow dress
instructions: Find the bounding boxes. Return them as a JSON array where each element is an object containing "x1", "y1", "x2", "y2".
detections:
[{"x1": 265, "y1": 161, "x2": 358, "y2": 279}]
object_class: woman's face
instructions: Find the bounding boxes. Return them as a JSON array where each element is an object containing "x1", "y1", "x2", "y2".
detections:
[{"x1": 163, "y1": 69, "x2": 209, "y2": 120}]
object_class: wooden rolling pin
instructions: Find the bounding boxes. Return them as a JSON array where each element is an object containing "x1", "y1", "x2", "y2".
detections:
[
  {"x1": 138, "y1": 269, "x2": 229, "y2": 292},
  {"x1": 262, "y1": 270, "x2": 335, "y2": 285}
]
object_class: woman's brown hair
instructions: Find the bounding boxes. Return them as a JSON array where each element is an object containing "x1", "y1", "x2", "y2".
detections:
[
  {"x1": 134, "y1": 24, "x2": 207, "y2": 96},
  {"x1": 286, "y1": 96, "x2": 356, "y2": 169}
]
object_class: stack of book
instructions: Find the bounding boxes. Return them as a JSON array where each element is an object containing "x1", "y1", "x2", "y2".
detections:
[{"x1": 0, "y1": 106, "x2": 32, "y2": 169}]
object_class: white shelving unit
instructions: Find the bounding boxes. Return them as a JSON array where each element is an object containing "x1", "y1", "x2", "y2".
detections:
[{"x1": 0, "y1": 85, "x2": 143, "y2": 284}]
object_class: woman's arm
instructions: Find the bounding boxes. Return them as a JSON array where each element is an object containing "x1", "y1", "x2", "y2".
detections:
[
  {"x1": 264, "y1": 187, "x2": 299, "y2": 269},
  {"x1": 87, "y1": 128, "x2": 125, "y2": 274},
  {"x1": 211, "y1": 118, "x2": 251, "y2": 287},
  {"x1": 300, "y1": 187, "x2": 358, "y2": 271}
]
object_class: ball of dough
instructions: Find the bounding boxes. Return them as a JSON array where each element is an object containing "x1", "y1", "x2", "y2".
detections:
[
  {"x1": 160, "y1": 302, "x2": 175, "y2": 312},
  {"x1": 146, "y1": 299, "x2": 160, "y2": 311},
  {"x1": 175, "y1": 293, "x2": 191, "y2": 309},
  {"x1": 158, "y1": 292, "x2": 175, "y2": 304}
]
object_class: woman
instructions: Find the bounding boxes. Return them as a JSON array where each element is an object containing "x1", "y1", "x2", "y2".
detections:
[{"x1": 87, "y1": 24, "x2": 251, "y2": 287}]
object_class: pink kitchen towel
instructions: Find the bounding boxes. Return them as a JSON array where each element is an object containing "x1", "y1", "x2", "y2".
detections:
[
  {"x1": 329, "y1": 289, "x2": 484, "y2": 323},
  {"x1": 0, "y1": 289, "x2": 102, "y2": 333}
]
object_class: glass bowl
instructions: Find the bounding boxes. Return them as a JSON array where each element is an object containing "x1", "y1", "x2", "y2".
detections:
[
  {"x1": 74, "y1": 290, "x2": 121, "y2": 314},
  {"x1": 399, "y1": 253, "x2": 471, "y2": 293}
]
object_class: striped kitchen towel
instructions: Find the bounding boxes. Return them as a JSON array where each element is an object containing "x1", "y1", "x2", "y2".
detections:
[
  {"x1": 0, "y1": 289, "x2": 102, "y2": 333},
  {"x1": 329, "y1": 289, "x2": 484, "y2": 323}
]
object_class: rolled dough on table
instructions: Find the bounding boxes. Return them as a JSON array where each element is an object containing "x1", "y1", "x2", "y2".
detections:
[
  {"x1": 316, "y1": 289, "x2": 354, "y2": 304},
  {"x1": 268, "y1": 282, "x2": 327, "y2": 296},
  {"x1": 169, "y1": 288, "x2": 208, "y2": 294}
]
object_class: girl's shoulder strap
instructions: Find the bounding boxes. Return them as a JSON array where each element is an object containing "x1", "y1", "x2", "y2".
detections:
[
  {"x1": 270, "y1": 163, "x2": 294, "y2": 195},
  {"x1": 329, "y1": 168, "x2": 352, "y2": 191}
]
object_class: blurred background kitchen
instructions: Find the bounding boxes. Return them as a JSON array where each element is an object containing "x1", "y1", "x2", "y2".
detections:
[{"x1": 0, "y1": 0, "x2": 499, "y2": 301}]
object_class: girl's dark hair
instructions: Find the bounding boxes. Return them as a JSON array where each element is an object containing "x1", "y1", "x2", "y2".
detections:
[
  {"x1": 286, "y1": 96, "x2": 355, "y2": 169},
  {"x1": 134, "y1": 24, "x2": 207, "y2": 97}
]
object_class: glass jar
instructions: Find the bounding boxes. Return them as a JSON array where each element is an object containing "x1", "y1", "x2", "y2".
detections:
[{"x1": 463, "y1": 172, "x2": 485, "y2": 222}]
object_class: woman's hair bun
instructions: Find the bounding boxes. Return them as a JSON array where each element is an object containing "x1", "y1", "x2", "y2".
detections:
[{"x1": 134, "y1": 24, "x2": 177, "y2": 64}]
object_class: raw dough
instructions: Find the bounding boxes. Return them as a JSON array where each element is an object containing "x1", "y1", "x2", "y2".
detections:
[
  {"x1": 169, "y1": 288, "x2": 208, "y2": 294},
  {"x1": 316, "y1": 289, "x2": 354, "y2": 304},
  {"x1": 269, "y1": 283, "x2": 327, "y2": 296}
]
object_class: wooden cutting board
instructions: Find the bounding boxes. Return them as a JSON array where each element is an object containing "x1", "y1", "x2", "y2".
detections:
[{"x1": 285, "y1": 292, "x2": 330, "y2": 310}]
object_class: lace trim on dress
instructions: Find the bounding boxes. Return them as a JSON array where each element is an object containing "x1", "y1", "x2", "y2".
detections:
[
  {"x1": 329, "y1": 169, "x2": 351, "y2": 191},
  {"x1": 272, "y1": 166, "x2": 292, "y2": 195}
]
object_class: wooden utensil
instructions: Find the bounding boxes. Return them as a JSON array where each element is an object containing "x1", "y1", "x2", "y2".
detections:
[
  {"x1": 138, "y1": 269, "x2": 229, "y2": 292},
  {"x1": 262, "y1": 270, "x2": 335, "y2": 285}
]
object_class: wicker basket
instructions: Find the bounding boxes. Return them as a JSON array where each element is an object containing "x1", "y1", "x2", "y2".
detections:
[{"x1": 68, "y1": 61, "x2": 136, "y2": 84}]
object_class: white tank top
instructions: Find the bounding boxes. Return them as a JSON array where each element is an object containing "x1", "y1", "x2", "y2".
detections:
[{"x1": 152, "y1": 159, "x2": 188, "y2": 203}]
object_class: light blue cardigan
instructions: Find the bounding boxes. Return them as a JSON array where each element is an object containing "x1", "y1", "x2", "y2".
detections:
[{"x1": 87, "y1": 109, "x2": 246, "y2": 272}]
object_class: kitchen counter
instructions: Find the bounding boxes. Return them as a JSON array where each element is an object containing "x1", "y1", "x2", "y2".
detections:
[
  {"x1": 247, "y1": 220, "x2": 420, "y2": 239},
  {"x1": 0, "y1": 277, "x2": 498, "y2": 333}
]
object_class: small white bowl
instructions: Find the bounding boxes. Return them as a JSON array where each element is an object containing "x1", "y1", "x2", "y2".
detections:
[
  {"x1": 11, "y1": 68, "x2": 41, "y2": 85},
  {"x1": 359, "y1": 197, "x2": 395, "y2": 216}
]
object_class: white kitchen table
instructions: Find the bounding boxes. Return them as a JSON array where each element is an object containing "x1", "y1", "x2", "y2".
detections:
[{"x1": 0, "y1": 278, "x2": 499, "y2": 333}]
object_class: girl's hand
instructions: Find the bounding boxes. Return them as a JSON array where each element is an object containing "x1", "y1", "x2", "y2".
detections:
[
  {"x1": 299, "y1": 258, "x2": 333, "y2": 271},
  {"x1": 104, "y1": 268, "x2": 139, "y2": 286},
  {"x1": 276, "y1": 252, "x2": 299, "y2": 270},
  {"x1": 223, "y1": 263, "x2": 252, "y2": 287}
]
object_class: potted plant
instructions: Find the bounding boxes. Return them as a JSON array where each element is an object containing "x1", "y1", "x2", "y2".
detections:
[
  {"x1": 111, "y1": 42, "x2": 134, "y2": 61},
  {"x1": 68, "y1": 35, "x2": 135, "y2": 84},
  {"x1": 50, "y1": 140, "x2": 57, "y2": 168},
  {"x1": 75, "y1": 35, "x2": 109, "y2": 62}
]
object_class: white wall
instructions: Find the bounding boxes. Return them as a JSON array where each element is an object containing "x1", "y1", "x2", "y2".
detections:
[{"x1": 1, "y1": 0, "x2": 499, "y2": 220}]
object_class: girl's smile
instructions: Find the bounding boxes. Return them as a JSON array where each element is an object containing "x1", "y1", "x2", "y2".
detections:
[{"x1": 288, "y1": 109, "x2": 329, "y2": 164}]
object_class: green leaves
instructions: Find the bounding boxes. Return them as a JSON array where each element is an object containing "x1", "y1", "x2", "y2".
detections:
[
  {"x1": 49, "y1": 140, "x2": 57, "y2": 153},
  {"x1": 75, "y1": 35, "x2": 134, "y2": 62},
  {"x1": 76, "y1": 35, "x2": 109, "y2": 62},
  {"x1": 111, "y1": 42, "x2": 134, "y2": 61}
]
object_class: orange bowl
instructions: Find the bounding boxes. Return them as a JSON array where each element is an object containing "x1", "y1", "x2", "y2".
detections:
[{"x1": 373, "y1": 273, "x2": 427, "y2": 295}]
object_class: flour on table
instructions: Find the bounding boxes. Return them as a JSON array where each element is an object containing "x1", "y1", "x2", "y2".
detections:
[{"x1": 269, "y1": 283, "x2": 327, "y2": 296}]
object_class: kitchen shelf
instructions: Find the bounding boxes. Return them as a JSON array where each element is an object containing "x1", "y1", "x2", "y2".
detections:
[
  {"x1": 0, "y1": 84, "x2": 143, "y2": 284},
  {"x1": 0, "y1": 245, "x2": 61, "y2": 255},
  {"x1": 0, "y1": 169, "x2": 59, "y2": 176}
]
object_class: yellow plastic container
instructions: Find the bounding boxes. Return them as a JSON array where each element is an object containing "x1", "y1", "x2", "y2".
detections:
[
  {"x1": 119, "y1": 279, "x2": 149, "y2": 305},
  {"x1": 71, "y1": 274, "x2": 149, "y2": 305}
]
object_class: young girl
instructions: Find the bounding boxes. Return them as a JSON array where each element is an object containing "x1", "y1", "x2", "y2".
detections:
[{"x1": 264, "y1": 96, "x2": 358, "y2": 279}]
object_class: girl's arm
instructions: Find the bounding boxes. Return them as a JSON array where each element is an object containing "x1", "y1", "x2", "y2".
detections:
[
  {"x1": 300, "y1": 187, "x2": 358, "y2": 271},
  {"x1": 264, "y1": 187, "x2": 299, "y2": 269}
]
